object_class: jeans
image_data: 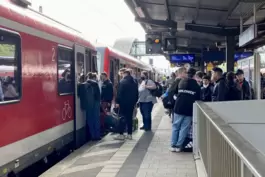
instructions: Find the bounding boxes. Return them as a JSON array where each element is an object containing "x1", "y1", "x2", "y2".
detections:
[
  {"x1": 119, "y1": 105, "x2": 134, "y2": 135},
  {"x1": 171, "y1": 113, "x2": 192, "y2": 148},
  {"x1": 86, "y1": 101, "x2": 101, "y2": 140},
  {"x1": 139, "y1": 102, "x2": 154, "y2": 130}
]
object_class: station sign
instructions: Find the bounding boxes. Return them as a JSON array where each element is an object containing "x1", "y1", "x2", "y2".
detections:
[{"x1": 169, "y1": 54, "x2": 195, "y2": 63}]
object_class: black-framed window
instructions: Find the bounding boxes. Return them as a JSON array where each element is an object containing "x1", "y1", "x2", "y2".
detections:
[
  {"x1": 92, "y1": 55, "x2": 98, "y2": 73},
  {"x1": 57, "y1": 46, "x2": 74, "y2": 95},
  {"x1": 77, "y1": 52, "x2": 85, "y2": 83},
  {"x1": 0, "y1": 29, "x2": 21, "y2": 103}
]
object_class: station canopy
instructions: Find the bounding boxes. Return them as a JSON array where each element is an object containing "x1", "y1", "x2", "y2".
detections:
[{"x1": 125, "y1": 0, "x2": 265, "y2": 54}]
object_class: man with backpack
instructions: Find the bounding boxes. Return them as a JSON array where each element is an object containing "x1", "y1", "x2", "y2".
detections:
[
  {"x1": 170, "y1": 68, "x2": 200, "y2": 152},
  {"x1": 165, "y1": 67, "x2": 187, "y2": 118},
  {"x1": 138, "y1": 71, "x2": 157, "y2": 131}
]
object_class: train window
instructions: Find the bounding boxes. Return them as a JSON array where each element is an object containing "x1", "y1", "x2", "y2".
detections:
[
  {"x1": 92, "y1": 55, "x2": 98, "y2": 73},
  {"x1": 110, "y1": 60, "x2": 114, "y2": 83},
  {"x1": 0, "y1": 30, "x2": 21, "y2": 103},
  {"x1": 85, "y1": 51, "x2": 91, "y2": 72},
  {"x1": 77, "y1": 52, "x2": 84, "y2": 82},
  {"x1": 57, "y1": 46, "x2": 73, "y2": 95}
]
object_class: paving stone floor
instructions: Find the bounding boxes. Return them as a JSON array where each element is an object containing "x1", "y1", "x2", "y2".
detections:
[{"x1": 40, "y1": 102, "x2": 197, "y2": 177}]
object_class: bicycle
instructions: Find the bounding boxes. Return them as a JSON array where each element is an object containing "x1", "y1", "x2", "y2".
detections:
[{"x1": 62, "y1": 100, "x2": 72, "y2": 121}]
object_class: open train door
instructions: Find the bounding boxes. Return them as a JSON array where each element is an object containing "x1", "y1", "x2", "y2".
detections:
[{"x1": 73, "y1": 44, "x2": 87, "y2": 148}]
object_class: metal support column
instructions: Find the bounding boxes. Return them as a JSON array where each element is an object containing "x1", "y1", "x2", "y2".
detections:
[
  {"x1": 254, "y1": 52, "x2": 261, "y2": 99},
  {"x1": 226, "y1": 36, "x2": 235, "y2": 72}
]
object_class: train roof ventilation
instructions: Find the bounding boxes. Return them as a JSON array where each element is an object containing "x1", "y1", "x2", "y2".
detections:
[{"x1": 12, "y1": 0, "x2": 31, "y2": 7}]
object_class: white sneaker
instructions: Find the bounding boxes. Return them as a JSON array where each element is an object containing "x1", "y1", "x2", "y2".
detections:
[
  {"x1": 169, "y1": 147, "x2": 176, "y2": 152},
  {"x1": 169, "y1": 147, "x2": 181, "y2": 152},
  {"x1": 126, "y1": 135, "x2": 132, "y2": 140},
  {"x1": 175, "y1": 148, "x2": 181, "y2": 152},
  {"x1": 114, "y1": 135, "x2": 125, "y2": 140}
]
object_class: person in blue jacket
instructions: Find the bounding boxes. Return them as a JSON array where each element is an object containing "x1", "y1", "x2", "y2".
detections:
[{"x1": 86, "y1": 72, "x2": 101, "y2": 141}]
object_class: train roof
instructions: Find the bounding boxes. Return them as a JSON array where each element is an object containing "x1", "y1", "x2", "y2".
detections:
[
  {"x1": 1, "y1": 0, "x2": 96, "y2": 50},
  {"x1": 96, "y1": 46, "x2": 152, "y2": 71}
]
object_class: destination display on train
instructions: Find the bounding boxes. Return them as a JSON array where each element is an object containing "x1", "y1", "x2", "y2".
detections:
[{"x1": 169, "y1": 54, "x2": 195, "y2": 63}]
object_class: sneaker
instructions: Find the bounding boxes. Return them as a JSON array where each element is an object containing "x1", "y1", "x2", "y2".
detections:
[
  {"x1": 114, "y1": 135, "x2": 125, "y2": 140},
  {"x1": 140, "y1": 126, "x2": 145, "y2": 130},
  {"x1": 169, "y1": 147, "x2": 176, "y2": 152},
  {"x1": 169, "y1": 147, "x2": 181, "y2": 152},
  {"x1": 126, "y1": 135, "x2": 132, "y2": 140},
  {"x1": 175, "y1": 148, "x2": 181, "y2": 152}
]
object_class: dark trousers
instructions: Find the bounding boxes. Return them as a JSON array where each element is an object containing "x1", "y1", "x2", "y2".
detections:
[
  {"x1": 119, "y1": 105, "x2": 134, "y2": 135},
  {"x1": 86, "y1": 101, "x2": 101, "y2": 139},
  {"x1": 139, "y1": 102, "x2": 154, "y2": 130}
]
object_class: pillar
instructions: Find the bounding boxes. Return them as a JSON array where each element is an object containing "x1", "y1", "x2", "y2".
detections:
[{"x1": 226, "y1": 36, "x2": 235, "y2": 72}]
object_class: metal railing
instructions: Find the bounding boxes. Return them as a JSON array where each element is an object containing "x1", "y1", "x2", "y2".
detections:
[{"x1": 193, "y1": 101, "x2": 265, "y2": 177}]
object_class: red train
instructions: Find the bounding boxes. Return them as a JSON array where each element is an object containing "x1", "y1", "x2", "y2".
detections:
[
  {"x1": 96, "y1": 46, "x2": 153, "y2": 86},
  {"x1": 0, "y1": 0, "x2": 161, "y2": 176},
  {"x1": 0, "y1": 0, "x2": 97, "y2": 176}
]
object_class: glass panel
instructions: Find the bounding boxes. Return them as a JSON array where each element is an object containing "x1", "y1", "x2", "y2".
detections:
[
  {"x1": 0, "y1": 42, "x2": 19, "y2": 101},
  {"x1": 57, "y1": 47, "x2": 73, "y2": 94},
  {"x1": 77, "y1": 52, "x2": 84, "y2": 83}
]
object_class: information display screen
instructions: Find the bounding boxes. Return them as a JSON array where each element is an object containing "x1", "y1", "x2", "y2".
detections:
[
  {"x1": 169, "y1": 54, "x2": 195, "y2": 63},
  {"x1": 234, "y1": 52, "x2": 253, "y2": 61}
]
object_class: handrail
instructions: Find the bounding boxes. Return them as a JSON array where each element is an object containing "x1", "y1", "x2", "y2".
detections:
[{"x1": 195, "y1": 101, "x2": 265, "y2": 177}]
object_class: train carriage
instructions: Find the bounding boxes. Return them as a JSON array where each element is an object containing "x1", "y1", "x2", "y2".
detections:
[
  {"x1": 96, "y1": 46, "x2": 153, "y2": 86},
  {"x1": 0, "y1": 0, "x2": 97, "y2": 176}
]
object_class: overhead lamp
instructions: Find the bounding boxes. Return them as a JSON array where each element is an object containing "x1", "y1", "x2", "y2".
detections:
[
  {"x1": 135, "y1": 7, "x2": 145, "y2": 18},
  {"x1": 154, "y1": 39, "x2": 160, "y2": 44}
]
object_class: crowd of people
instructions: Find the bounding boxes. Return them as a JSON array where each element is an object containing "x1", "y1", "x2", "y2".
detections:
[
  {"x1": 78, "y1": 68, "x2": 159, "y2": 141},
  {"x1": 161, "y1": 66, "x2": 252, "y2": 153}
]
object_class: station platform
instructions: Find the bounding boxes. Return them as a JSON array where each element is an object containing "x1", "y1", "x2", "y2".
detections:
[{"x1": 40, "y1": 102, "x2": 197, "y2": 177}]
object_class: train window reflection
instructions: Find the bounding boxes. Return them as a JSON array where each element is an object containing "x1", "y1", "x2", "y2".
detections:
[
  {"x1": 0, "y1": 37, "x2": 21, "y2": 102},
  {"x1": 57, "y1": 47, "x2": 73, "y2": 95},
  {"x1": 77, "y1": 52, "x2": 84, "y2": 82},
  {"x1": 92, "y1": 55, "x2": 98, "y2": 73}
]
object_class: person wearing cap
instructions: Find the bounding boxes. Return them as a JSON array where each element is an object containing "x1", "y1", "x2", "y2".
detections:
[
  {"x1": 235, "y1": 69, "x2": 251, "y2": 100},
  {"x1": 170, "y1": 68, "x2": 200, "y2": 152},
  {"x1": 211, "y1": 67, "x2": 227, "y2": 101}
]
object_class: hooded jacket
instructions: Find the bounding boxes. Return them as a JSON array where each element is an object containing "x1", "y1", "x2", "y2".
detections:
[
  {"x1": 101, "y1": 79, "x2": 113, "y2": 103},
  {"x1": 212, "y1": 77, "x2": 227, "y2": 102},
  {"x1": 174, "y1": 78, "x2": 200, "y2": 116},
  {"x1": 116, "y1": 75, "x2": 138, "y2": 107}
]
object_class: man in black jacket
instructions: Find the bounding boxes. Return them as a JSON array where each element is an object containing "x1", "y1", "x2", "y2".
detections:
[
  {"x1": 115, "y1": 69, "x2": 138, "y2": 140},
  {"x1": 211, "y1": 67, "x2": 227, "y2": 102},
  {"x1": 235, "y1": 69, "x2": 251, "y2": 100},
  {"x1": 170, "y1": 68, "x2": 200, "y2": 152},
  {"x1": 166, "y1": 67, "x2": 187, "y2": 116},
  {"x1": 100, "y1": 72, "x2": 113, "y2": 111}
]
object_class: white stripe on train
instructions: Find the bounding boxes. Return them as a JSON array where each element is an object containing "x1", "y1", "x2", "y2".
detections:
[{"x1": 0, "y1": 121, "x2": 74, "y2": 167}]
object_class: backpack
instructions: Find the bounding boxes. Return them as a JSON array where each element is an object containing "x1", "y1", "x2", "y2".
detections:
[{"x1": 146, "y1": 80, "x2": 163, "y2": 97}]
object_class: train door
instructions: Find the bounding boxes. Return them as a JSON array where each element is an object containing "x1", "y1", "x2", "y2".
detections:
[
  {"x1": 74, "y1": 44, "x2": 86, "y2": 148},
  {"x1": 115, "y1": 59, "x2": 120, "y2": 83}
]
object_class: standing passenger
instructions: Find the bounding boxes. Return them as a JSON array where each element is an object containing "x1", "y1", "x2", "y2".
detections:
[
  {"x1": 100, "y1": 72, "x2": 113, "y2": 111},
  {"x1": 235, "y1": 69, "x2": 251, "y2": 100},
  {"x1": 115, "y1": 69, "x2": 138, "y2": 140},
  {"x1": 201, "y1": 75, "x2": 213, "y2": 102},
  {"x1": 211, "y1": 67, "x2": 227, "y2": 102},
  {"x1": 138, "y1": 71, "x2": 157, "y2": 131},
  {"x1": 170, "y1": 68, "x2": 200, "y2": 152},
  {"x1": 87, "y1": 73, "x2": 101, "y2": 140}
]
